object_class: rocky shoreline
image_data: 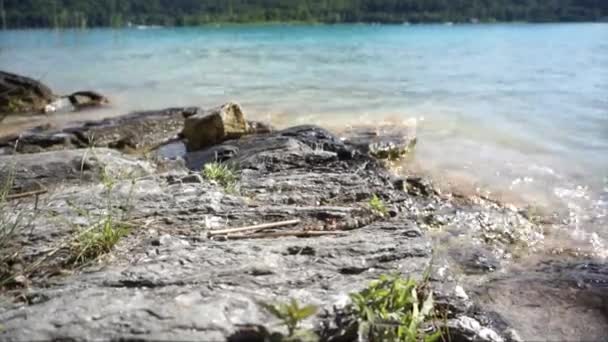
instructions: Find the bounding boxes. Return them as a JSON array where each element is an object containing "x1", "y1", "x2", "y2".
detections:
[{"x1": 0, "y1": 98, "x2": 606, "y2": 341}]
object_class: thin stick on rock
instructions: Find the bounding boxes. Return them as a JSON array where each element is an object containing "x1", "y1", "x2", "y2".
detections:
[
  {"x1": 6, "y1": 188, "x2": 48, "y2": 200},
  {"x1": 208, "y1": 219, "x2": 301, "y2": 237},
  {"x1": 223, "y1": 230, "x2": 346, "y2": 240}
]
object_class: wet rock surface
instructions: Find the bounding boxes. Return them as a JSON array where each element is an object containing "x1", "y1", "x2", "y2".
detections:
[
  {"x1": 341, "y1": 125, "x2": 417, "y2": 160},
  {"x1": 0, "y1": 106, "x2": 604, "y2": 341},
  {"x1": 476, "y1": 260, "x2": 608, "y2": 341}
]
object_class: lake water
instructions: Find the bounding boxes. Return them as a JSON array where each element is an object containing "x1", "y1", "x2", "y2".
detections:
[{"x1": 1, "y1": 24, "x2": 607, "y2": 254}]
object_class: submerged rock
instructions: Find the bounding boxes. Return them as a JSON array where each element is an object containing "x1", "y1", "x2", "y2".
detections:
[
  {"x1": 342, "y1": 124, "x2": 417, "y2": 160},
  {"x1": 477, "y1": 260, "x2": 608, "y2": 341},
  {"x1": 66, "y1": 90, "x2": 109, "y2": 110},
  {"x1": 183, "y1": 102, "x2": 249, "y2": 151},
  {"x1": 44, "y1": 90, "x2": 110, "y2": 113},
  {"x1": 246, "y1": 120, "x2": 274, "y2": 134}
]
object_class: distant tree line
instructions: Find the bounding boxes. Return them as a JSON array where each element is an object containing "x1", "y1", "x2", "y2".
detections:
[{"x1": 2, "y1": 0, "x2": 608, "y2": 28}]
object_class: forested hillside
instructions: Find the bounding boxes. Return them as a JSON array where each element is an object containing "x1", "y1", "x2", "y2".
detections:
[{"x1": 2, "y1": 0, "x2": 607, "y2": 28}]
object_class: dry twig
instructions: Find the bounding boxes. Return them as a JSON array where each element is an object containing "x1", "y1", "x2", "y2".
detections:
[
  {"x1": 223, "y1": 230, "x2": 346, "y2": 240},
  {"x1": 208, "y1": 219, "x2": 301, "y2": 237}
]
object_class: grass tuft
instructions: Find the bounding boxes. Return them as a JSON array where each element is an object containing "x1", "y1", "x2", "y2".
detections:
[
  {"x1": 0, "y1": 168, "x2": 33, "y2": 288},
  {"x1": 0, "y1": 172, "x2": 20, "y2": 251},
  {"x1": 70, "y1": 217, "x2": 130, "y2": 264},
  {"x1": 350, "y1": 274, "x2": 442, "y2": 342},
  {"x1": 369, "y1": 194, "x2": 388, "y2": 217},
  {"x1": 68, "y1": 167, "x2": 133, "y2": 265},
  {"x1": 202, "y1": 162, "x2": 239, "y2": 193}
]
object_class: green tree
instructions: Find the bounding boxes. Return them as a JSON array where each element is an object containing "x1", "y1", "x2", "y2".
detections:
[{"x1": 2, "y1": 0, "x2": 608, "y2": 28}]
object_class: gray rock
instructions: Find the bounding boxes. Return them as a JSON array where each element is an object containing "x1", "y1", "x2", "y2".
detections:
[
  {"x1": 0, "y1": 124, "x2": 540, "y2": 342},
  {"x1": 180, "y1": 173, "x2": 204, "y2": 184},
  {"x1": 448, "y1": 316, "x2": 505, "y2": 342},
  {"x1": 449, "y1": 248, "x2": 501, "y2": 274},
  {"x1": 0, "y1": 148, "x2": 154, "y2": 192}
]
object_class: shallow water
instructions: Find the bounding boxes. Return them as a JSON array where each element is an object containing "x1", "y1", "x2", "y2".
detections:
[{"x1": 1, "y1": 23, "x2": 607, "y2": 252}]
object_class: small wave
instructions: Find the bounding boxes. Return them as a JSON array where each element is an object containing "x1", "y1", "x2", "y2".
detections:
[
  {"x1": 510, "y1": 177, "x2": 534, "y2": 189},
  {"x1": 554, "y1": 185, "x2": 590, "y2": 200},
  {"x1": 528, "y1": 164, "x2": 560, "y2": 177}
]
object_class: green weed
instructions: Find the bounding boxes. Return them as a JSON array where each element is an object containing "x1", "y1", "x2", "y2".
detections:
[
  {"x1": 350, "y1": 274, "x2": 442, "y2": 342},
  {"x1": 0, "y1": 168, "x2": 34, "y2": 287},
  {"x1": 202, "y1": 162, "x2": 239, "y2": 193},
  {"x1": 369, "y1": 194, "x2": 388, "y2": 217},
  {"x1": 259, "y1": 299, "x2": 319, "y2": 342}
]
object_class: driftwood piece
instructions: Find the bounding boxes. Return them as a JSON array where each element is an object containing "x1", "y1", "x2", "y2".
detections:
[
  {"x1": 208, "y1": 219, "x2": 301, "y2": 237},
  {"x1": 223, "y1": 231, "x2": 347, "y2": 240}
]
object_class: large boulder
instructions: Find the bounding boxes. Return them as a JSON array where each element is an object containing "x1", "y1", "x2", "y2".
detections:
[
  {"x1": 0, "y1": 71, "x2": 55, "y2": 119},
  {"x1": 182, "y1": 103, "x2": 248, "y2": 151}
]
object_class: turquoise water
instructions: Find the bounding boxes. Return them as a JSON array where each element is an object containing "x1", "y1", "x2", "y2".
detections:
[{"x1": 1, "y1": 24, "x2": 607, "y2": 247}]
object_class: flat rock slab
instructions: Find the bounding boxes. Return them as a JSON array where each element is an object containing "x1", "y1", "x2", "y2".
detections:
[
  {"x1": 0, "y1": 125, "x2": 534, "y2": 341},
  {"x1": 0, "y1": 221, "x2": 430, "y2": 342},
  {"x1": 0, "y1": 148, "x2": 154, "y2": 192}
]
